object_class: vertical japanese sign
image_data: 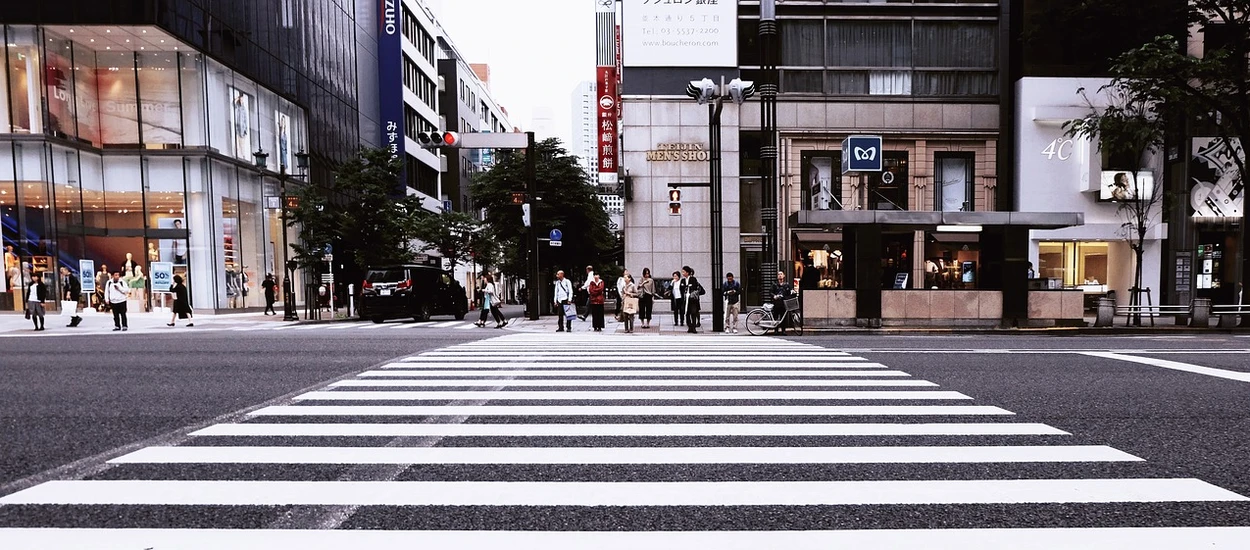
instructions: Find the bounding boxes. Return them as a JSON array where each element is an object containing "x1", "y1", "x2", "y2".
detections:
[
  {"x1": 379, "y1": 0, "x2": 406, "y2": 185},
  {"x1": 597, "y1": 65, "x2": 619, "y2": 185}
]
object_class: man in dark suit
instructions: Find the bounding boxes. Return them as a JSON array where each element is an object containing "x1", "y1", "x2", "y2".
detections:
[
  {"x1": 60, "y1": 266, "x2": 83, "y2": 327},
  {"x1": 771, "y1": 270, "x2": 795, "y2": 335}
]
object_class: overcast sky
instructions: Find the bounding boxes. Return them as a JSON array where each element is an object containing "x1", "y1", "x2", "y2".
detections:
[{"x1": 429, "y1": 0, "x2": 597, "y2": 148}]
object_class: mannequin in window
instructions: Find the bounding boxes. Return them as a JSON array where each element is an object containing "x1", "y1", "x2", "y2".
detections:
[
  {"x1": 171, "y1": 220, "x2": 186, "y2": 264},
  {"x1": 147, "y1": 242, "x2": 159, "y2": 264},
  {"x1": 122, "y1": 252, "x2": 137, "y2": 278},
  {"x1": 129, "y1": 265, "x2": 147, "y2": 311}
]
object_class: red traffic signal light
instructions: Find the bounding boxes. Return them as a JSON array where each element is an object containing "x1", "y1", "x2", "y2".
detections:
[
  {"x1": 440, "y1": 131, "x2": 460, "y2": 147},
  {"x1": 417, "y1": 131, "x2": 461, "y2": 149}
]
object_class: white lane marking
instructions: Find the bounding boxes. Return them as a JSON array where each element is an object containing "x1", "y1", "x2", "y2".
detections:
[
  {"x1": 111, "y1": 445, "x2": 1139, "y2": 465},
  {"x1": 247, "y1": 405, "x2": 1014, "y2": 416},
  {"x1": 454, "y1": 323, "x2": 478, "y2": 330},
  {"x1": 359, "y1": 324, "x2": 391, "y2": 330},
  {"x1": 429, "y1": 321, "x2": 462, "y2": 328},
  {"x1": 1082, "y1": 352, "x2": 1250, "y2": 383},
  {"x1": 382, "y1": 363, "x2": 889, "y2": 370},
  {"x1": 189, "y1": 422, "x2": 1069, "y2": 438},
  {"x1": 324, "y1": 324, "x2": 357, "y2": 330},
  {"x1": 360, "y1": 370, "x2": 911, "y2": 378},
  {"x1": 3, "y1": 478, "x2": 1241, "y2": 506},
  {"x1": 4, "y1": 527, "x2": 1250, "y2": 550},
  {"x1": 407, "y1": 353, "x2": 861, "y2": 359},
  {"x1": 294, "y1": 325, "x2": 324, "y2": 330},
  {"x1": 329, "y1": 379, "x2": 938, "y2": 387},
  {"x1": 292, "y1": 390, "x2": 972, "y2": 401}
]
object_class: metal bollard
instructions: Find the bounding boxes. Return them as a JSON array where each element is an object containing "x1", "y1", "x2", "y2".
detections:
[
  {"x1": 1190, "y1": 298, "x2": 1211, "y2": 327},
  {"x1": 1094, "y1": 297, "x2": 1115, "y2": 327}
]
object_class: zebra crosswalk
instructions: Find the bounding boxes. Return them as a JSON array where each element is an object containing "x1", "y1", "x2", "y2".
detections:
[{"x1": 1, "y1": 334, "x2": 1247, "y2": 548}]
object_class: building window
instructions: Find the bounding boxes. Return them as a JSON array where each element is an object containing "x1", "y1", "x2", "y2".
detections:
[
  {"x1": 800, "y1": 150, "x2": 843, "y2": 210},
  {"x1": 1038, "y1": 241, "x2": 1109, "y2": 289},
  {"x1": 867, "y1": 152, "x2": 909, "y2": 210},
  {"x1": 936, "y1": 152, "x2": 974, "y2": 212}
]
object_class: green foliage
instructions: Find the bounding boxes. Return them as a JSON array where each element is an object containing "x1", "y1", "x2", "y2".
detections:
[
  {"x1": 288, "y1": 147, "x2": 426, "y2": 270},
  {"x1": 411, "y1": 210, "x2": 497, "y2": 271},
  {"x1": 470, "y1": 138, "x2": 616, "y2": 279}
]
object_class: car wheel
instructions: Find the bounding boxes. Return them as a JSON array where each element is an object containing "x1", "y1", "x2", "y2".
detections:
[
  {"x1": 416, "y1": 302, "x2": 433, "y2": 322},
  {"x1": 454, "y1": 307, "x2": 466, "y2": 320},
  {"x1": 370, "y1": 317, "x2": 385, "y2": 324}
]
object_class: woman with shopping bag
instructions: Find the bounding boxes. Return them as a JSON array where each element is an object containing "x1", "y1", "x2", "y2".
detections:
[{"x1": 60, "y1": 266, "x2": 83, "y2": 327}]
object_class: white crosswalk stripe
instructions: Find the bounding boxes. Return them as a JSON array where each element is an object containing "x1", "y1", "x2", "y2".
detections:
[{"x1": 1, "y1": 333, "x2": 1245, "y2": 546}]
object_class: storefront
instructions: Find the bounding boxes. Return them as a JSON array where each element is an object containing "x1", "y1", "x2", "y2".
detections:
[{"x1": 0, "y1": 25, "x2": 308, "y2": 313}]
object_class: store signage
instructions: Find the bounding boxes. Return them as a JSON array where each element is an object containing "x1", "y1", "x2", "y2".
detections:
[
  {"x1": 151, "y1": 262, "x2": 173, "y2": 292},
  {"x1": 597, "y1": 66, "x2": 619, "y2": 184},
  {"x1": 621, "y1": 0, "x2": 738, "y2": 68},
  {"x1": 646, "y1": 143, "x2": 710, "y2": 162},
  {"x1": 79, "y1": 260, "x2": 96, "y2": 292},
  {"x1": 841, "y1": 135, "x2": 883, "y2": 173},
  {"x1": 378, "y1": 0, "x2": 406, "y2": 186}
]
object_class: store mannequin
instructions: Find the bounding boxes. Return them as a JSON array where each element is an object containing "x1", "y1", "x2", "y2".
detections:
[
  {"x1": 147, "y1": 242, "x2": 159, "y2": 264},
  {"x1": 122, "y1": 253, "x2": 137, "y2": 277},
  {"x1": 129, "y1": 265, "x2": 147, "y2": 311}
]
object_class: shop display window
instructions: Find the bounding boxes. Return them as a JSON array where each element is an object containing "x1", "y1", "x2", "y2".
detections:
[
  {"x1": 5, "y1": 26, "x2": 42, "y2": 134},
  {"x1": 1037, "y1": 241, "x2": 1109, "y2": 291},
  {"x1": 925, "y1": 232, "x2": 981, "y2": 289}
]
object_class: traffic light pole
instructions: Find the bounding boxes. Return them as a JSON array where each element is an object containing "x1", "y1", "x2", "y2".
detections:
[
  {"x1": 525, "y1": 131, "x2": 540, "y2": 321},
  {"x1": 709, "y1": 97, "x2": 726, "y2": 333}
]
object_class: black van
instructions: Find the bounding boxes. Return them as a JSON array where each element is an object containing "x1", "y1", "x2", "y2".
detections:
[{"x1": 360, "y1": 264, "x2": 469, "y2": 323}]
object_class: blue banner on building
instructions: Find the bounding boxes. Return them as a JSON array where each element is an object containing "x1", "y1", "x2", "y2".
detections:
[{"x1": 379, "y1": 0, "x2": 405, "y2": 187}]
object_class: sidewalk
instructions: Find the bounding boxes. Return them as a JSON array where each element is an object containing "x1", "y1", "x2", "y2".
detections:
[{"x1": 0, "y1": 307, "x2": 287, "y2": 334}]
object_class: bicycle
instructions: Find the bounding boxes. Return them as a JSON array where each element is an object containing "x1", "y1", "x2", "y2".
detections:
[{"x1": 744, "y1": 297, "x2": 803, "y2": 336}]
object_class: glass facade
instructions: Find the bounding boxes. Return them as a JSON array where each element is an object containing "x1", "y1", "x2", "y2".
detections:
[{"x1": 1, "y1": 25, "x2": 307, "y2": 312}]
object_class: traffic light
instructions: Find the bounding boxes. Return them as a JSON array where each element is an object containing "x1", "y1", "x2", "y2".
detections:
[
  {"x1": 668, "y1": 188, "x2": 682, "y2": 215},
  {"x1": 416, "y1": 131, "x2": 461, "y2": 149}
]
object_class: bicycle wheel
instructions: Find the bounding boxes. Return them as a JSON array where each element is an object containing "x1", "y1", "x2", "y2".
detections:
[
  {"x1": 789, "y1": 312, "x2": 803, "y2": 336},
  {"x1": 744, "y1": 309, "x2": 770, "y2": 336}
]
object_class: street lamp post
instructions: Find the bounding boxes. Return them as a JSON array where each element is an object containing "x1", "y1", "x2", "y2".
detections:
[
  {"x1": 687, "y1": 77, "x2": 755, "y2": 333},
  {"x1": 256, "y1": 148, "x2": 309, "y2": 321}
]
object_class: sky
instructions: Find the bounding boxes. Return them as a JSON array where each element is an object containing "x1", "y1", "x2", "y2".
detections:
[{"x1": 429, "y1": 0, "x2": 598, "y2": 148}]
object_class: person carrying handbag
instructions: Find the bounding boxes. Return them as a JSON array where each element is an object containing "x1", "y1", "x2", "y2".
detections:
[
  {"x1": 621, "y1": 274, "x2": 639, "y2": 333},
  {"x1": 552, "y1": 270, "x2": 575, "y2": 333},
  {"x1": 680, "y1": 265, "x2": 704, "y2": 333}
]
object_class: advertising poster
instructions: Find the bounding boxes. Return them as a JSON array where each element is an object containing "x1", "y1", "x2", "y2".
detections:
[
  {"x1": 229, "y1": 87, "x2": 253, "y2": 160},
  {"x1": 622, "y1": 0, "x2": 738, "y2": 67},
  {"x1": 150, "y1": 262, "x2": 173, "y2": 293},
  {"x1": 158, "y1": 217, "x2": 187, "y2": 264},
  {"x1": 1099, "y1": 171, "x2": 1154, "y2": 202},
  {"x1": 138, "y1": 67, "x2": 183, "y2": 144},
  {"x1": 377, "y1": 0, "x2": 406, "y2": 183},
  {"x1": 74, "y1": 63, "x2": 101, "y2": 145},
  {"x1": 1190, "y1": 137, "x2": 1245, "y2": 218},
  {"x1": 801, "y1": 151, "x2": 838, "y2": 211},
  {"x1": 45, "y1": 51, "x2": 75, "y2": 138},
  {"x1": 79, "y1": 259, "x2": 96, "y2": 292},
  {"x1": 98, "y1": 70, "x2": 141, "y2": 144},
  {"x1": 275, "y1": 111, "x2": 292, "y2": 171}
]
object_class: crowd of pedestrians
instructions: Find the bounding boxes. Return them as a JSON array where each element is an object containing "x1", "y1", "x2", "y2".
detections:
[{"x1": 552, "y1": 264, "x2": 718, "y2": 334}]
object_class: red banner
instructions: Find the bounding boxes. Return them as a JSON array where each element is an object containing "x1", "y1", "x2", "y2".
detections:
[{"x1": 597, "y1": 65, "x2": 618, "y2": 183}]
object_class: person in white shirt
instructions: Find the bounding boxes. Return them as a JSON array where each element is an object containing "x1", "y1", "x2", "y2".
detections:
[
  {"x1": 105, "y1": 272, "x2": 131, "y2": 331},
  {"x1": 552, "y1": 270, "x2": 575, "y2": 332}
]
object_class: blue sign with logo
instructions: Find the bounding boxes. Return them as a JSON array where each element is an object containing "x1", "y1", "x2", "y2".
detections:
[
  {"x1": 79, "y1": 259, "x2": 95, "y2": 292},
  {"x1": 841, "y1": 135, "x2": 883, "y2": 173},
  {"x1": 151, "y1": 262, "x2": 174, "y2": 292},
  {"x1": 549, "y1": 229, "x2": 563, "y2": 241}
]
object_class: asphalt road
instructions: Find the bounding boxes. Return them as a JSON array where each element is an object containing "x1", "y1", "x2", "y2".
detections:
[{"x1": 0, "y1": 329, "x2": 1248, "y2": 547}]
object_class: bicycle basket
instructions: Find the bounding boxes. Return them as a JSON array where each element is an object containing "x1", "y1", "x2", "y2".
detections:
[
  {"x1": 784, "y1": 298, "x2": 800, "y2": 311},
  {"x1": 762, "y1": 303, "x2": 774, "y2": 312}
]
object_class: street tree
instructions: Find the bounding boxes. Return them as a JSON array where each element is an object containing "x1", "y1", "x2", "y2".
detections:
[
  {"x1": 1101, "y1": 0, "x2": 1250, "y2": 322},
  {"x1": 412, "y1": 209, "x2": 500, "y2": 274},
  {"x1": 1065, "y1": 85, "x2": 1167, "y2": 326},
  {"x1": 288, "y1": 147, "x2": 425, "y2": 271},
  {"x1": 470, "y1": 138, "x2": 615, "y2": 282}
]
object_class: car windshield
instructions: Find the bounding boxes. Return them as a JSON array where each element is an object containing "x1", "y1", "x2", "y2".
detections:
[{"x1": 366, "y1": 269, "x2": 406, "y2": 283}]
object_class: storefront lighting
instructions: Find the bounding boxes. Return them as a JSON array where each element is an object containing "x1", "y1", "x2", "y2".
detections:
[{"x1": 936, "y1": 225, "x2": 983, "y2": 233}]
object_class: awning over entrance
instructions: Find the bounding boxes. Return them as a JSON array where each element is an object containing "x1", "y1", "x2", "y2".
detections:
[{"x1": 793, "y1": 210, "x2": 1084, "y2": 230}]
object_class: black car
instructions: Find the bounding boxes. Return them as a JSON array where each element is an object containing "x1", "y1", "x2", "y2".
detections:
[{"x1": 360, "y1": 264, "x2": 469, "y2": 323}]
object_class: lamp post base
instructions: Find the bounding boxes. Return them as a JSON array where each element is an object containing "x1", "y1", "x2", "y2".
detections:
[{"x1": 282, "y1": 290, "x2": 299, "y2": 321}]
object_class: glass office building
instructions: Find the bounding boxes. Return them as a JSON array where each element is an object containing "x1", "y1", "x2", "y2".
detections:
[{"x1": 0, "y1": 0, "x2": 368, "y2": 312}]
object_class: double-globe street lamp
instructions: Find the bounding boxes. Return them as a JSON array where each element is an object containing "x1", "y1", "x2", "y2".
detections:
[
  {"x1": 254, "y1": 148, "x2": 310, "y2": 321},
  {"x1": 686, "y1": 77, "x2": 755, "y2": 333}
]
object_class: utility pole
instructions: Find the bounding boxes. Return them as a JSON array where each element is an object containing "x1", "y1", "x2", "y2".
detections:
[
  {"x1": 760, "y1": 0, "x2": 780, "y2": 286},
  {"x1": 525, "y1": 131, "x2": 540, "y2": 321}
]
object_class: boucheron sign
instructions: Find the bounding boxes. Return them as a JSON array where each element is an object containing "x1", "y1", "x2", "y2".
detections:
[{"x1": 646, "y1": 143, "x2": 710, "y2": 162}]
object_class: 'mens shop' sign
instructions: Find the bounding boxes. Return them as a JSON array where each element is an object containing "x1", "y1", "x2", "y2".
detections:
[{"x1": 646, "y1": 143, "x2": 710, "y2": 162}]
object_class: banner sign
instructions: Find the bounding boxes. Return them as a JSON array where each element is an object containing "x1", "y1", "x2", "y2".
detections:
[
  {"x1": 621, "y1": 0, "x2": 738, "y2": 67},
  {"x1": 597, "y1": 65, "x2": 619, "y2": 184},
  {"x1": 151, "y1": 262, "x2": 174, "y2": 292},
  {"x1": 79, "y1": 260, "x2": 95, "y2": 292},
  {"x1": 379, "y1": 0, "x2": 406, "y2": 186}
]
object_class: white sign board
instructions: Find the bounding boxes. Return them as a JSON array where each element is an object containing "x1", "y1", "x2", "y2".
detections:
[
  {"x1": 151, "y1": 262, "x2": 173, "y2": 292},
  {"x1": 622, "y1": 0, "x2": 737, "y2": 67},
  {"x1": 79, "y1": 260, "x2": 96, "y2": 292}
]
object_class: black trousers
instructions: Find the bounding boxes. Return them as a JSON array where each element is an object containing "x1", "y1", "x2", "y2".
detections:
[
  {"x1": 590, "y1": 303, "x2": 605, "y2": 329},
  {"x1": 685, "y1": 301, "x2": 700, "y2": 332},
  {"x1": 264, "y1": 291, "x2": 276, "y2": 314},
  {"x1": 639, "y1": 295, "x2": 653, "y2": 321},
  {"x1": 671, "y1": 299, "x2": 684, "y2": 326},
  {"x1": 111, "y1": 301, "x2": 128, "y2": 328}
]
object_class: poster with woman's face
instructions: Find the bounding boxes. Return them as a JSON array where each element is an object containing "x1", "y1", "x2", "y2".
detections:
[
  {"x1": 275, "y1": 111, "x2": 292, "y2": 171},
  {"x1": 230, "y1": 87, "x2": 253, "y2": 160},
  {"x1": 801, "y1": 152, "x2": 836, "y2": 211}
]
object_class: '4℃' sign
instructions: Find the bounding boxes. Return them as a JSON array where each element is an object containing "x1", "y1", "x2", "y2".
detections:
[{"x1": 151, "y1": 262, "x2": 174, "y2": 292}]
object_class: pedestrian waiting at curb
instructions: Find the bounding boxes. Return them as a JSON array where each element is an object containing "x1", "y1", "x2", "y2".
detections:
[
  {"x1": 621, "y1": 273, "x2": 639, "y2": 333},
  {"x1": 723, "y1": 272, "x2": 742, "y2": 333},
  {"x1": 638, "y1": 268, "x2": 656, "y2": 329},
  {"x1": 26, "y1": 271, "x2": 48, "y2": 331},
  {"x1": 667, "y1": 271, "x2": 684, "y2": 327},
  {"x1": 168, "y1": 274, "x2": 194, "y2": 327},
  {"x1": 552, "y1": 270, "x2": 575, "y2": 333},
  {"x1": 588, "y1": 272, "x2": 606, "y2": 332},
  {"x1": 105, "y1": 271, "x2": 130, "y2": 331},
  {"x1": 680, "y1": 266, "x2": 705, "y2": 334}
]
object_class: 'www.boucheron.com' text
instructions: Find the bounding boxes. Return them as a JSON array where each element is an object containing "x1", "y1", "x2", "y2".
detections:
[{"x1": 643, "y1": 39, "x2": 719, "y2": 47}]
